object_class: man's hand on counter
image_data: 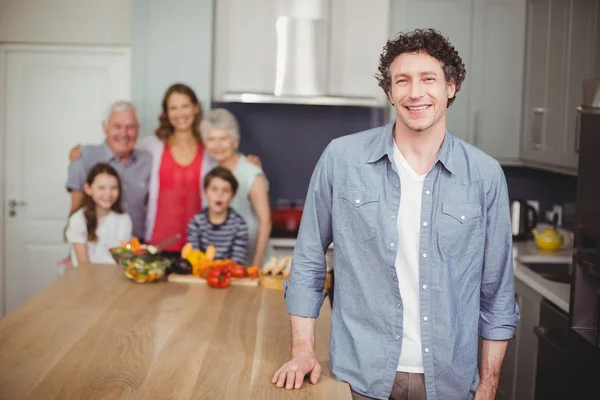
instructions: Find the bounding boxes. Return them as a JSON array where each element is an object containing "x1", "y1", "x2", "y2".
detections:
[
  {"x1": 272, "y1": 349, "x2": 322, "y2": 390},
  {"x1": 272, "y1": 315, "x2": 321, "y2": 390}
]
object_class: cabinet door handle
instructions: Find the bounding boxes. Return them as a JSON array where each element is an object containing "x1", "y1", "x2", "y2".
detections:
[
  {"x1": 575, "y1": 106, "x2": 582, "y2": 154},
  {"x1": 533, "y1": 326, "x2": 567, "y2": 356},
  {"x1": 531, "y1": 107, "x2": 547, "y2": 150}
]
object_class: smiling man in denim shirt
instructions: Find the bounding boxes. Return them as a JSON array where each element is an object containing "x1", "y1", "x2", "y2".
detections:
[{"x1": 272, "y1": 29, "x2": 520, "y2": 400}]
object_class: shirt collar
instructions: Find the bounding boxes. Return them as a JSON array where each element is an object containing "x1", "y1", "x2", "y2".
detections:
[
  {"x1": 103, "y1": 141, "x2": 136, "y2": 163},
  {"x1": 367, "y1": 121, "x2": 457, "y2": 176}
]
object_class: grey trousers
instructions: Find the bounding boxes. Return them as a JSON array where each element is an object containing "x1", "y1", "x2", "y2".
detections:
[{"x1": 351, "y1": 372, "x2": 426, "y2": 400}]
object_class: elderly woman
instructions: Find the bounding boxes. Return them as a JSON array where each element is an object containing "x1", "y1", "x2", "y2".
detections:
[{"x1": 200, "y1": 109, "x2": 274, "y2": 267}]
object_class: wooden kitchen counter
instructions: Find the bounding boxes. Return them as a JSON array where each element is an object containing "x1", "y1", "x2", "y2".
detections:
[{"x1": 0, "y1": 264, "x2": 350, "y2": 399}]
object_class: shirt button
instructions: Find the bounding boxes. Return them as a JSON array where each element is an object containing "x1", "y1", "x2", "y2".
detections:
[
  {"x1": 425, "y1": 190, "x2": 431, "y2": 195},
  {"x1": 391, "y1": 215, "x2": 395, "y2": 219},
  {"x1": 395, "y1": 184, "x2": 399, "y2": 189},
  {"x1": 422, "y1": 284, "x2": 427, "y2": 290},
  {"x1": 390, "y1": 242, "x2": 395, "y2": 247},
  {"x1": 396, "y1": 304, "x2": 402, "y2": 308},
  {"x1": 422, "y1": 253, "x2": 427, "y2": 258},
  {"x1": 423, "y1": 316, "x2": 428, "y2": 321},
  {"x1": 422, "y1": 222, "x2": 428, "y2": 227},
  {"x1": 460, "y1": 215, "x2": 466, "y2": 220},
  {"x1": 396, "y1": 335, "x2": 401, "y2": 340},
  {"x1": 391, "y1": 273, "x2": 396, "y2": 279},
  {"x1": 424, "y1": 348, "x2": 430, "y2": 353},
  {"x1": 355, "y1": 199, "x2": 361, "y2": 204}
]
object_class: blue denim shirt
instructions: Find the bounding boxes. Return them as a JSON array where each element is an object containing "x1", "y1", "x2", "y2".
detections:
[{"x1": 284, "y1": 121, "x2": 520, "y2": 399}]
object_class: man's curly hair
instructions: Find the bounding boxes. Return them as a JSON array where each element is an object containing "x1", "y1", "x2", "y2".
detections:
[{"x1": 376, "y1": 28, "x2": 466, "y2": 108}]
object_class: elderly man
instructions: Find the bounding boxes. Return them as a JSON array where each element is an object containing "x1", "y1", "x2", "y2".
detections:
[{"x1": 66, "y1": 101, "x2": 152, "y2": 239}]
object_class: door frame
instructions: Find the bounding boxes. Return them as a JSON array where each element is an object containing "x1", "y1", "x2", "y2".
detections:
[{"x1": 0, "y1": 43, "x2": 132, "y2": 317}]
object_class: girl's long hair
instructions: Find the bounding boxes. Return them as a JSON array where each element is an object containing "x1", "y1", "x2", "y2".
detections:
[
  {"x1": 66, "y1": 162, "x2": 124, "y2": 242},
  {"x1": 154, "y1": 83, "x2": 203, "y2": 144}
]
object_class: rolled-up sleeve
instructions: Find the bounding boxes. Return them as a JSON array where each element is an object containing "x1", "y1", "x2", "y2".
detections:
[
  {"x1": 284, "y1": 144, "x2": 333, "y2": 318},
  {"x1": 479, "y1": 164, "x2": 520, "y2": 340}
]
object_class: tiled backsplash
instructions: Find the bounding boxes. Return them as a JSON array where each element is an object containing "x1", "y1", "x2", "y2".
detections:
[{"x1": 214, "y1": 102, "x2": 578, "y2": 229}]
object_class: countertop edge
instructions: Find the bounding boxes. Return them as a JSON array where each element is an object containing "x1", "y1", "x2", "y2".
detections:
[{"x1": 513, "y1": 262, "x2": 570, "y2": 313}]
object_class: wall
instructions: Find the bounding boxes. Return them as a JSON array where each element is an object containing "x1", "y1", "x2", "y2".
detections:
[
  {"x1": 131, "y1": 0, "x2": 214, "y2": 137},
  {"x1": 213, "y1": 102, "x2": 386, "y2": 205},
  {"x1": 504, "y1": 167, "x2": 578, "y2": 229},
  {"x1": 0, "y1": 0, "x2": 131, "y2": 44}
]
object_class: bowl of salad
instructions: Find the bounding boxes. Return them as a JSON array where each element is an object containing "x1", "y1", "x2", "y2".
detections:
[{"x1": 110, "y1": 238, "x2": 170, "y2": 283}]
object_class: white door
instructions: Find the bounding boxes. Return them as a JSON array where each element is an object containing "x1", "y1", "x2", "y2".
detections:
[{"x1": 0, "y1": 44, "x2": 131, "y2": 316}]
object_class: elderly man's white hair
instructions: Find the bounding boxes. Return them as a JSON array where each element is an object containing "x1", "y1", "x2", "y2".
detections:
[
  {"x1": 200, "y1": 108, "x2": 240, "y2": 141},
  {"x1": 104, "y1": 100, "x2": 136, "y2": 123}
]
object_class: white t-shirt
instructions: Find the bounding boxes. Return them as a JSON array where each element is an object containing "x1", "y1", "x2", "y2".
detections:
[
  {"x1": 66, "y1": 209, "x2": 133, "y2": 267},
  {"x1": 393, "y1": 143, "x2": 426, "y2": 373}
]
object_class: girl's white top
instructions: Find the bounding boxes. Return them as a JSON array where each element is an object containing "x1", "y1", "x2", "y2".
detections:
[{"x1": 66, "y1": 209, "x2": 133, "y2": 266}]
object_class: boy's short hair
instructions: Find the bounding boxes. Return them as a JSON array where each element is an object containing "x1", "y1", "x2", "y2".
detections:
[{"x1": 203, "y1": 166, "x2": 239, "y2": 194}]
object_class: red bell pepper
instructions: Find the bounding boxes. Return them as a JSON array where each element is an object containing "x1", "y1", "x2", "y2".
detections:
[{"x1": 206, "y1": 267, "x2": 231, "y2": 289}]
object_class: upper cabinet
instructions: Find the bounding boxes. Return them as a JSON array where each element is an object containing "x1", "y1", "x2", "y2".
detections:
[
  {"x1": 212, "y1": 0, "x2": 389, "y2": 107},
  {"x1": 391, "y1": 0, "x2": 527, "y2": 163},
  {"x1": 521, "y1": 0, "x2": 598, "y2": 172},
  {"x1": 327, "y1": 0, "x2": 390, "y2": 100}
]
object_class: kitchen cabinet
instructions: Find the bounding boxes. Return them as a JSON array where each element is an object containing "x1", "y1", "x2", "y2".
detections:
[
  {"x1": 521, "y1": 0, "x2": 598, "y2": 171},
  {"x1": 327, "y1": 0, "x2": 389, "y2": 101},
  {"x1": 560, "y1": 0, "x2": 599, "y2": 169},
  {"x1": 212, "y1": 0, "x2": 389, "y2": 105},
  {"x1": 213, "y1": 0, "x2": 276, "y2": 97},
  {"x1": 390, "y1": 0, "x2": 526, "y2": 162},
  {"x1": 506, "y1": 277, "x2": 543, "y2": 400},
  {"x1": 470, "y1": 0, "x2": 527, "y2": 163}
]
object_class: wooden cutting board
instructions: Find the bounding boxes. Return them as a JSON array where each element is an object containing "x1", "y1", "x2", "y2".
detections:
[{"x1": 167, "y1": 274, "x2": 260, "y2": 286}]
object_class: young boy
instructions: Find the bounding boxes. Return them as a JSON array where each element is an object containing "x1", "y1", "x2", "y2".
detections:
[{"x1": 186, "y1": 167, "x2": 249, "y2": 265}]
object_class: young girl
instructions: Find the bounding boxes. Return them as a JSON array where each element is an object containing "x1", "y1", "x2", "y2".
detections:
[{"x1": 65, "y1": 162, "x2": 132, "y2": 267}]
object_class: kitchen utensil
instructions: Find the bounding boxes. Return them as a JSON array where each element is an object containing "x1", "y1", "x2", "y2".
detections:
[
  {"x1": 532, "y1": 227, "x2": 573, "y2": 252},
  {"x1": 510, "y1": 199, "x2": 538, "y2": 240},
  {"x1": 148, "y1": 234, "x2": 182, "y2": 253}
]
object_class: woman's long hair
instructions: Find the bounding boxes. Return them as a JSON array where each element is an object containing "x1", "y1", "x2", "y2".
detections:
[
  {"x1": 66, "y1": 163, "x2": 124, "y2": 242},
  {"x1": 154, "y1": 83, "x2": 203, "y2": 144}
]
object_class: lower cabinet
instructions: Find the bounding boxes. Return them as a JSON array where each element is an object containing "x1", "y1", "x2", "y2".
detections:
[{"x1": 496, "y1": 277, "x2": 543, "y2": 400}]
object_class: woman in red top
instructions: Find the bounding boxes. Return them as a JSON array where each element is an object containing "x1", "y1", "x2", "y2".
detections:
[{"x1": 140, "y1": 83, "x2": 210, "y2": 257}]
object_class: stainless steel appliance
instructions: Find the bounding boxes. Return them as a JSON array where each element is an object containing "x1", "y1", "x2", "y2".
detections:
[
  {"x1": 567, "y1": 78, "x2": 600, "y2": 397},
  {"x1": 510, "y1": 199, "x2": 538, "y2": 241}
]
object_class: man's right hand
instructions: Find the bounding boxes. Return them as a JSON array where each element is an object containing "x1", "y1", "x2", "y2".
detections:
[
  {"x1": 272, "y1": 349, "x2": 322, "y2": 390},
  {"x1": 69, "y1": 144, "x2": 82, "y2": 162}
]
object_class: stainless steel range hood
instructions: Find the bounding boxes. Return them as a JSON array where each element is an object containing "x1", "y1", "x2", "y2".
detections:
[
  {"x1": 221, "y1": 92, "x2": 384, "y2": 107},
  {"x1": 216, "y1": 0, "x2": 385, "y2": 108}
]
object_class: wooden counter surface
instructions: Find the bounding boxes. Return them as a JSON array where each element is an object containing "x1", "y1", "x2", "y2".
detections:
[{"x1": 0, "y1": 264, "x2": 350, "y2": 399}]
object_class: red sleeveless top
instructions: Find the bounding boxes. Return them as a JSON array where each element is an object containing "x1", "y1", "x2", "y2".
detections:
[{"x1": 150, "y1": 144, "x2": 203, "y2": 252}]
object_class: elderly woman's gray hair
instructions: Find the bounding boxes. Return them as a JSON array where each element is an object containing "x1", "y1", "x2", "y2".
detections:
[
  {"x1": 104, "y1": 100, "x2": 136, "y2": 123},
  {"x1": 200, "y1": 108, "x2": 240, "y2": 141}
]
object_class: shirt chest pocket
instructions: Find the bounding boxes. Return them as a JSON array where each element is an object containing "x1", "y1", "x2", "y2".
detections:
[
  {"x1": 440, "y1": 204, "x2": 483, "y2": 259},
  {"x1": 340, "y1": 189, "x2": 380, "y2": 242}
]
